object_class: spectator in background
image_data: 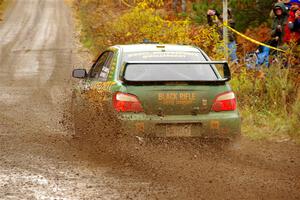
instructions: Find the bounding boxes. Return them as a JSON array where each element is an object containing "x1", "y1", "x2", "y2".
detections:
[
  {"x1": 292, "y1": 8, "x2": 300, "y2": 35},
  {"x1": 173, "y1": 0, "x2": 186, "y2": 13},
  {"x1": 207, "y1": 8, "x2": 239, "y2": 63},
  {"x1": 282, "y1": 0, "x2": 292, "y2": 10},
  {"x1": 255, "y1": 44, "x2": 272, "y2": 68},
  {"x1": 284, "y1": 0, "x2": 300, "y2": 44},
  {"x1": 227, "y1": 9, "x2": 239, "y2": 63},
  {"x1": 207, "y1": 9, "x2": 222, "y2": 27},
  {"x1": 270, "y1": 0, "x2": 290, "y2": 18},
  {"x1": 271, "y1": 2, "x2": 289, "y2": 45}
]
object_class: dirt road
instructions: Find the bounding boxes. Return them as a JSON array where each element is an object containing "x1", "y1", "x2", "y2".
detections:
[{"x1": 0, "y1": 1, "x2": 299, "y2": 199}]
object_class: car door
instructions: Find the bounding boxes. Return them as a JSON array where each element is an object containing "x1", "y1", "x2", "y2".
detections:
[{"x1": 83, "y1": 51, "x2": 115, "y2": 112}]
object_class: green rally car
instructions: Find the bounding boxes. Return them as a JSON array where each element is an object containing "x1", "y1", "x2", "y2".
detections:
[{"x1": 72, "y1": 44, "x2": 241, "y2": 138}]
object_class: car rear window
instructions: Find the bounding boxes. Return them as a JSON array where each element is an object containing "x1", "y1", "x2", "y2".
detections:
[
  {"x1": 124, "y1": 63, "x2": 217, "y2": 81},
  {"x1": 125, "y1": 51, "x2": 206, "y2": 61},
  {"x1": 123, "y1": 51, "x2": 217, "y2": 81}
]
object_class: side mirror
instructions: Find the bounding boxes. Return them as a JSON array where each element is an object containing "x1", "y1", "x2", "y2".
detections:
[
  {"x1": 72, "y1": 69, "x2": 87, "y2": 79},
  {"x1": 223, "y1": 62, "x2": 231, "y2": 81}
]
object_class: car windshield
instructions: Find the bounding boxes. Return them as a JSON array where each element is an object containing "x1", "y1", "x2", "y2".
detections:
[{"x1": 123, "y1": 51, "x2": 217, "y2": 81}]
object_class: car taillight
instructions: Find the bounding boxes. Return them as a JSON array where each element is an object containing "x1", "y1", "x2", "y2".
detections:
[
  {"x1": 113, "y1": 92, "x2": 144, "y2": 112},
  {"x1": 212, "y1": 91, "x2": 237, "y2": 112}
]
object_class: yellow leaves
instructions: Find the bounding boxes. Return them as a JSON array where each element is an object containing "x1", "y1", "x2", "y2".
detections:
[
  {"x1": 97, "y1": 4, "x2": 223, "y2": 58},
  {"x1": 74, "y1": 0, "x2": 222, "y2": 58},
  {"x1": 108, "y1": 5, "x2": 195, "y2": 46},
  {"x1": 188, "y1": 25, "x2": 222, "y2": 59},
  {"x1": 137, "y1": 0, "x2": 164, "y2": 9}
]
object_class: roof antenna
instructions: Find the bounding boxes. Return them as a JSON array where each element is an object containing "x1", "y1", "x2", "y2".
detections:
[
  {"x1": 141, "y1": 39, "x2": 159, "y2": 44},
  {"x1": 143, "y1": 39, "x2": 150, "y2": 43}
]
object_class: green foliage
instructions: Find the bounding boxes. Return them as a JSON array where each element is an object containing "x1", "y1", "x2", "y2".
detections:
[
  {"x1": 192, "y1": 0, "x2": 220, "y2": 24},
  {"x1": 230, "y1": 0, "x2": 274, "y2": 31},
  {"x1": 192, "y1": 0, "x2": 274, "y2": 31}
]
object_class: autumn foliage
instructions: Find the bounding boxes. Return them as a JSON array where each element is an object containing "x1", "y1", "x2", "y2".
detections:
[
  {"x1": 0, "y1": 0, "x2": 7, "y2": 20},
  {"x1": 73, "y1": 0, "x2": 222, "y2": 58},
  {"x1": 237, "y1": 24, "x2": 272, "y2": 54}
]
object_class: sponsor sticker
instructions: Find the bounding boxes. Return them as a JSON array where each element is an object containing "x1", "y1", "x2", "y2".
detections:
[{"x1": 158, "y1": 93, "x2": 196, "y2": 105}]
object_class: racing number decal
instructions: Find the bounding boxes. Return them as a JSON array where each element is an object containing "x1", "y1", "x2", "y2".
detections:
[
  {"x1": 86, "y1": 82, "x2": 116, "y2": 102},
  {"x1": 92, "y1": 81, "x2": 116, "y2": 92}
]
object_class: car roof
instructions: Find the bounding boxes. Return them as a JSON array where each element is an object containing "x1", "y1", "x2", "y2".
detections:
[{"x1": 114, "y1": 44, "x2": 200, "y2": 53}]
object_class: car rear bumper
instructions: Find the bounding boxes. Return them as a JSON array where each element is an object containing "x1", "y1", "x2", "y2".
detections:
[{"x1": 119, "y1": 111, "x2": 241, "y2": 138}]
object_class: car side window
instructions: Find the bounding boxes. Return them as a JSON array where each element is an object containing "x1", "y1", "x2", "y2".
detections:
[
  {"x1": 88, "y1": 52, "x2": 110, "y2": 79},
  {"x1": 98, "y1": 52, "x2": 114, "y2": 82}
]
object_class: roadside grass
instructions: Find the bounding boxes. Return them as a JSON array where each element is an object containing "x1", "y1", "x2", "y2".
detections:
[
  {"x1": 77, "y1": 8, "x2": 95, "y2": 51},
  {"x1": 241, "y1": 108, "x2": 299, "y2": 142},
  {"x1": 71, "y1": 1, "x2": 126, "y2": 55},
  {"x1": 231, "y1": 62, "x2": 300, "y2": 142},
  {"x1": 71, "y1": 1, "x2": 300, "y2": 143}
]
